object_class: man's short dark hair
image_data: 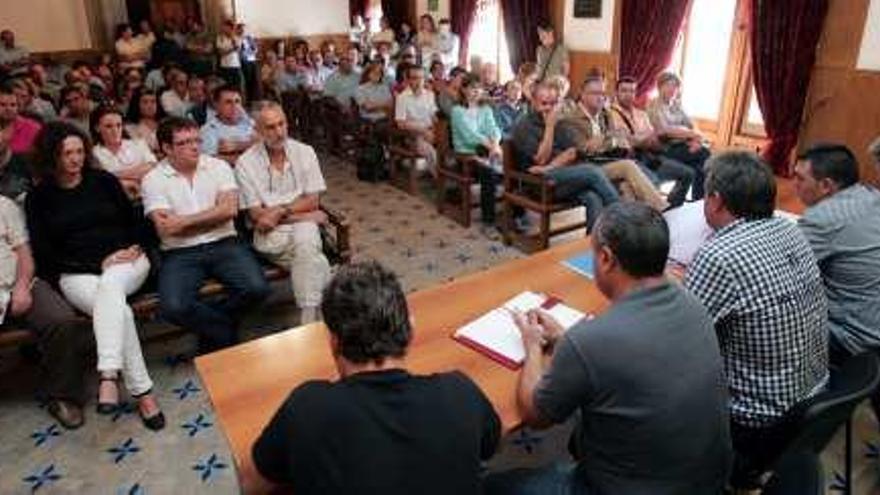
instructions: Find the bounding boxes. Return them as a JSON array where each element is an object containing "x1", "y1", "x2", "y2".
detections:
[
  {"x1": 321, "y1": 261, "x2": 412, "y2": 364},
  {"x1": 705, "y1": 150, "x2": 776, "y2": 220},
  {"x1": 60, "y1": 85, "x2": 84, "y2": 104},
  {"x1": 212, "y1": 83, "x2": 240, "y2": 102},
  {"x1": 157, "y1": 116, "x2": 199, "y2": 146},
  {"x1": 0, "y1": 82, "x2": 15, "y2": 96},
  {"x1": 593, "y1": 202, "x2": 670, "y2": 277},
  {"x1": 616, "y1": 76, "x2": 637, "y2": 90},
  {"x1": 799, "y1": 143, "x2": 860, "y2": 189}
]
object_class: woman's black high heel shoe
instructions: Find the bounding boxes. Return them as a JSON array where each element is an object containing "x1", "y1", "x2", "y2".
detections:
[
  {"x1": 133, "y1": 389, "x2": 165, "y2": 431},
  {"x1": 96, "y1": 375, "x2": 120, "y2": 415}
]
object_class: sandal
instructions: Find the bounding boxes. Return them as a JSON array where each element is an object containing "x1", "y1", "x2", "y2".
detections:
[
  {"x1": 96, "y1": 374, "x2": 120, "y2": 415},
  {"x1": 133, "y1": 389, "x2": 165, "y2": 431}
]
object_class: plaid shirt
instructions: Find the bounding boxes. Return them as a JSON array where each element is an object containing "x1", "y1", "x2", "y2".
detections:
[{"x1": 685, "y1": 217, "x2": 828, "y2": 428}]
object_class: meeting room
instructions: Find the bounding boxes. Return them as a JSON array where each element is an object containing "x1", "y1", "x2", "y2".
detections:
[{"x1": 1, "y1": 0, "x2": 880, "y2": 493}]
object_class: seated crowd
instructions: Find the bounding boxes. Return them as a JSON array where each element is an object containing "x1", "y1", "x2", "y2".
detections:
[{"x1": 1, "y1": 14, "x2": 879, "y2": 495}]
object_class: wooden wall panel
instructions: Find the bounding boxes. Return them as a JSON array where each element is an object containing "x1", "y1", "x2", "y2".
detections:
[
  {"x1": 550, "y1": 0, "x2": 620, "y2": 88},
  {"x1": 800, "y1": 0, "x2": 880, "y2": 185}
]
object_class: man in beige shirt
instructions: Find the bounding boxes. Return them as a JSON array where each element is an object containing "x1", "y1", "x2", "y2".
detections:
[{"x1": 562, "y1": 75, "x2": 668, "y2": 211}]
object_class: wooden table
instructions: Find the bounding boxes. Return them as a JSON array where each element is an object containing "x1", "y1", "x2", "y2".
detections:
[{"x1": 195, "y1": 237, "x2": 607, "y2": 493}]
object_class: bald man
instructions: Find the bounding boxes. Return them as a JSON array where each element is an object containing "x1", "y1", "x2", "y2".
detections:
[{"x1": 235, "y1": 101, "x2": 330, "y2": 324}]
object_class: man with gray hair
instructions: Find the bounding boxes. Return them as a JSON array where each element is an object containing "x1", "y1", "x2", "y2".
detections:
[
  {"x1": 235, "y1": 101, "x2": 330, "y2": 324},
  {"x1": 684, "y1": 151, "x2": 828, "y2": 487}
]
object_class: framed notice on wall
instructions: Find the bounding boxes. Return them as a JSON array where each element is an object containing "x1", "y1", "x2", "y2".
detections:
[
  {"x1": 428, "y1": 0, "x2": 439, "y2": 13},
  {"x1": 573, "y1": 0, "x2": 602, "y2": 18}
]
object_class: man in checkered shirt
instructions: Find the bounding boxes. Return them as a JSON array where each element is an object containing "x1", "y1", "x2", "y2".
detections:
[{"x1": 684, "y1": 151, "x2": 828, "y2": 485}]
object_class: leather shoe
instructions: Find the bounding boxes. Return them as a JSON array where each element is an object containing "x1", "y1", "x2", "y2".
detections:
[{"x1": 47, "y1": 400, "x2": 84, "y2": 430}]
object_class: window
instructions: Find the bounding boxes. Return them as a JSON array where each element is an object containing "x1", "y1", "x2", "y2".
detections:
[
  {"x1": 467, "y1": 0, "x2": 513, "y2": 81},
  {"x1": 663, "y1": 0, "x2": 766, "y2": 146},
  {"x1": 679, "y1": 0, "x2": 737, "y2": 121}
]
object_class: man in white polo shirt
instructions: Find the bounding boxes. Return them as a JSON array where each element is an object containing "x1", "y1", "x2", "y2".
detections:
[
  {"x1": 395, "y1": 65, "x2": 439, "y2": 176},
  {"x1": 142, "y1": 116, "x2": 270, "y2": 353},
  {"x1": 236, "y1": 101, "x2": 331, "y2": 324}
]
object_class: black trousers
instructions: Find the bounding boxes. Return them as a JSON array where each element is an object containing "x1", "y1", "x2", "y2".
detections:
[
  {"x1": 661, "y1": 141, "x2": 711, "y2": 200},
  {"x1": 241, "y1": 61, "x2": 259, "y2": 102},
  {"x1": 6, "y1": 279, "x2": 94, "y2": 404},
  {"x1": 729, "y1": 419, "x2": 790, "y2": 487}
]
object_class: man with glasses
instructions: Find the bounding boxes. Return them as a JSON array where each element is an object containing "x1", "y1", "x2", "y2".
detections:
[
  {"x1": 510, "y1": 82, "x2": 619, "y2": 232},
  {"x1": 562, "y1": 75, "x2": 668, "y2": 211},
  {"x1": 394, "y1": 65, "x2": 439, "y2": 177},
  {"x1": 235, "y1": 102, "x2": 330, "y2": 324},
  {"x1": 200, "y1": 84, "x2": 257, "y2": 160},
  {"x1": 142, "y1": 116, "x2": 270, "y2": 353}
]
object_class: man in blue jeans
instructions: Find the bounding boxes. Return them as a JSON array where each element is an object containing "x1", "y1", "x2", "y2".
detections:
[
  {"x1": 510, "y1": 82, "x2": 619, "y2": 231},
  {"x1": 142, "y1": 116, "x2": 270, "y2": 353}
]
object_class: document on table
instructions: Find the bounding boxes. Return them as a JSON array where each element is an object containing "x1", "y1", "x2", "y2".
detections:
[
  {"x1": 452, "y1": 291, "x2": 587, "y2": 369},
  {"x1": 663, "y1": 201, "x2": 801, "y2": 266}
]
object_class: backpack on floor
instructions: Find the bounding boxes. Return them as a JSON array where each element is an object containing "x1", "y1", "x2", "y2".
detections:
[{"x1": 356, "y1": 141, "x2": 388, "y2": 182}]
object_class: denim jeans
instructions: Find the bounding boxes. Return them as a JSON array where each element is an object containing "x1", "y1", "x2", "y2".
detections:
[
  {"x1": 484, "y1": 463, "x2": 590, "y2": 495},
  {"x1": 546, "y1": 163, "x2": 619, "y2": 231},
  {"x1": 158, "y1": 237, "x2": 271, "y2": 353},
  {"x1": 662, "y1": 142, "x2": 710, "y2": 200}
]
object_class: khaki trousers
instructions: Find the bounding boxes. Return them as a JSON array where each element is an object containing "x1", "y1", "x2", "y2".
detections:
[{"x1": 602, "y1": 159, "x2": 669, "y2": 211}]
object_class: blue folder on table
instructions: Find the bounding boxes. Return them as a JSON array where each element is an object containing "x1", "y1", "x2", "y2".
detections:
[{"x1": 563, "y1": 252, "x2": 594, "y2": 279}]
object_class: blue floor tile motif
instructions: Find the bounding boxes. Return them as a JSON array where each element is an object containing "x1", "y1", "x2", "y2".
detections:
[
  {"x1": 23, "y1": 464, "x2": 62, "y2": 492},
  {"x1": 108, "y1": 438, "x2": 141, "y2": 464},
  {"x1": 193, "y1": 453, "x2": 228, "y2": 482},
  {"x1": 30, "y1": 424, "x2": 61, "y2": 447},
  {"x1": 182, "y1": 413, "x2": 214, "y2": 438}
]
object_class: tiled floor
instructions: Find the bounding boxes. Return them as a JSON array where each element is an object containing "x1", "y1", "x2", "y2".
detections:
[{"x1": 0, "y1": 154, "x2": 878, "y2": 494}]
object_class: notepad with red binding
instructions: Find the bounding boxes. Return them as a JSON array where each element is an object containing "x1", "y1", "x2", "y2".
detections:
[{"x1": 452, "y1": 291, "x2": 586, "y2": 370}]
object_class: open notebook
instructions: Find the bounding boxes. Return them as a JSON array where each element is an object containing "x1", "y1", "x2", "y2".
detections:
[{"x1": 452, "y1": 291, "x2": 587, "y2": 370}]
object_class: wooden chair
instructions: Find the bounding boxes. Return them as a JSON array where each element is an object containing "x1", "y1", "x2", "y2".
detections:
[
  {"x1": 387, "y1": 119, "x2": 424, "y2": 195},
  {"x1": 501, "y1": 142, "x2": 587, "y2": 252},
  {"x1": 436, "y1": 117, "x2": 476, "y2": 227}
]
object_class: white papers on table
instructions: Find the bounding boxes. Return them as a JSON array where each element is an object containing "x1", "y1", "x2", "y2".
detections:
[
  {"x1": 663, "y1": 200, "x2": 801, "y2": 266},
  {"x1": 664, "y1": 201, "x2": 712, "y2": 266},
  {"x1": 453, "y1": 291, "x2": 587, "y2": 369}
]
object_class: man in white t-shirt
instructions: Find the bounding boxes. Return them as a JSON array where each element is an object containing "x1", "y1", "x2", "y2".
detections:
[
  {"x1": 141, "y1": 117, "x2": 270, "y2": 353},
  {"x1": 236, "y1": 102, "x2": 331, "y2": 324},
  {"x1": 216, "y1": 19, "x2": 243, "y2": 92},
  {"x1": 395, "y1": 65, "x2": 439, "y2": 176}
]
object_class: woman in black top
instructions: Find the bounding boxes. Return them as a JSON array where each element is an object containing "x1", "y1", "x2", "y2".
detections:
[{"x1": 25, "y1": 121, "x2": 164, "y2": 430}]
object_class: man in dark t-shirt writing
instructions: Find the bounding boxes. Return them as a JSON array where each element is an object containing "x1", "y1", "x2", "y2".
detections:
[
  {"x1": 253, "y1": 261, "x2": 501, "y2": 494},
  {"x1": 487, "y1": 202, "x2": 732, "y2": 494}
]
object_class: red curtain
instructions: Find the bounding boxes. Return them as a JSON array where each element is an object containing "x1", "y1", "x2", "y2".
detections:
[
  {"x1": 749, "y1": 0, "x2": 829, "y2": 175},
  {"x1": 451, "y1": 0, "x2": 479, "y2": 67},
  {"x1": 382, "y1": 0, "x2": 413, "y2": 32},
  {"x1": 500, "y1": 0, "x2": 549, "y2": 73},
  {"x1": 619, "y1": 0, "x2": 692, "y2": 102},
  {"x1": 349, "y1": 0, "x2": 367, "y2": 20}
]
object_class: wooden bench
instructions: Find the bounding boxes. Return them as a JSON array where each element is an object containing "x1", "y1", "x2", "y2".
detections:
[{"x1": 0, "y1": 204, "x2": 351, "y2": 351}]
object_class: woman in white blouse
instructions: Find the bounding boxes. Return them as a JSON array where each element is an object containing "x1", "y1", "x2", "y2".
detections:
[{"x1": 92, "y1": 105, "x2": 156, "y2": 198}]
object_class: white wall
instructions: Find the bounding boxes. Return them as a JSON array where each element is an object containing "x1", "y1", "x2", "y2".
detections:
[
  {"x1": 4, "y1": 0, "x2": 93, "y2": 52},
  {"x1": 233, "y1": 0, "x2": 349, "y2": 37},
  {"x1": 562, "y1": 0, "x2": 615, "y2": 52},
  {"x1": 857, "y1": 0, "x2": 880, "y2": 70}
]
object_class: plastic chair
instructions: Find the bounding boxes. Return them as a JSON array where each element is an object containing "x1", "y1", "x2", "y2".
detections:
[{"x1": 760, "y1": 352, "x2": 880, "y2": 495}]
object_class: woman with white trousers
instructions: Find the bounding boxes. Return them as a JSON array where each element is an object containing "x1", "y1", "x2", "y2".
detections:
[{"x1": 25, "y1": 119, "x2": 164, "y2": 430}]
